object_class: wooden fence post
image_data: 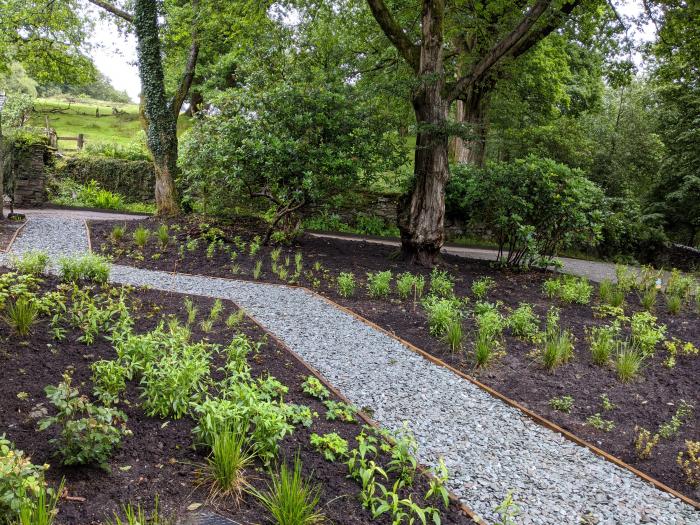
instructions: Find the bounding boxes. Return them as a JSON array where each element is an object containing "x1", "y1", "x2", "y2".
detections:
[{"x1": 77, "y1": 134, "x2": 84, "y2": 150}]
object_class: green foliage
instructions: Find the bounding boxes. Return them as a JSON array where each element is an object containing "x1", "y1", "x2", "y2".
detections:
[
  {"x1": 542, "y1": 275, "x2": 593, "y2": 304},
  {"x1": 248, "y1": 455, "x2": 324, "y2": 525},
  {"x1": 105, "y1": 497, "x2": 170, "y2": 525},
  {"x1": 3, "y1": 297, "x2": 39, "y2": 336},
  {"x1": 447, "y1": 156, "x2": 604, "y2": 267},
  {"x1": 310, "y1": 432, "x2": 348, "y2": 462},
  {"x1": 640, "y1": 288, "x2": 658, "y2": 311},
  {"x1": 630, "y1": 312, "x2": 666, "y2": 356},
  {"x1": 0, "y1": 435, "x2": 49, "y2": 522},
  {"x1": 471, "y1": 277, "x2": 495, "y2": 300},
  {"x1": 366, "y1": 271, "x2": 392, "y2": 298},
  {"x1": 396, "y1": 272, "x2": 424, "y2": 301},
  {"x1": 10, "y1": 251, "x2": 48, "y2": 276},
  {"x1": 666, "y1": 294, "x2": 682, "y2": 315},
  {"x1": 58, "y1": 253, "x2": 110, "y2": 283},
  {"x1": 588, "y1": 323, "x2": 619, "y2": 366},
  {"x1": 615, "y1": 342, "x2": 645, "y2": 382},
  {"x1": 133, "y1": 226, "x2": 151, "y2": 248},
  {"x1": 91, "y1": 360, "x2": 128, "y2": 406},
  {"x1": 549, "y1": 395, "x2": 574, "y2": 413},
  {"x1": 442, "y1": 319, "x2": 463, "y2": 352},
  {"x1": 540, "y1": 309, "x2": 574, "y2": 371},
  {"x1": 657, "y1": 401, "x2": 694, "y2": 440},
  {"x1": 507, "y1": 303, "x2": 539, "y2": 340},
  {"x1": 586, "y1": 413, "x2": 615, "y2": 432},
  {"x1": 323, "y1": 400, "x2": 357, "y2": 423},
  {"x1": 14, "y1": 478, "x2": 63, "y2": 525},
  {"x1": 665, "y1": 269, "x2": 695, "y2": 300},
  {"x1": 285, "y1": 404, "x2": 316, "y2": 428},
  {"x1": 38, "y1": 372, "x2": 130, "y2": 469},
  {"x1": 336, "y1": 272, "x2": 356, "y2": 298},
  {"x1": 473, "y1": 331, "x2": 500, "y2": 368},
  {"x1": 301, "y1": 376, "x2": 330, "y2": 400},
  {"x1": 429, "y1": 269, "x2": 454, "y2": 298},
  {"x1": 422, "y1": 295, "x2": 462, "y2": 337},
  {"x1": 49, "y1": 178, "x2": 154, "y2": 214},
  {"x1": 200, "y1": 425, "x2": 253, "y2": 503},
  {"x1": 156, "y1": 224, "x2": 170, "y2": 249},
  {"x1": 111, "y1": 225, "x2": 126, "y2": 243}
]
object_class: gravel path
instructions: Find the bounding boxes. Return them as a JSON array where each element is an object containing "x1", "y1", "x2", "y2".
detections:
[{"x1": 2, "y1": 217, "x2": 699, "y2": 525}]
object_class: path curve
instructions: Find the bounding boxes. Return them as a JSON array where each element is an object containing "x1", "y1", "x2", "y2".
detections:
[{"x1": 1, "y1": 216, "x2": 698, "y2": 525}]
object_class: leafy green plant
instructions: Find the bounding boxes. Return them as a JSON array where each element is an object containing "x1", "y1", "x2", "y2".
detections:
[
  {"x1": 640, "y1": 287, "x2": 658, "y2": 311},
  {"x1": 248, "y1": 455, "x2": 324, "y2": 525},
  {"x1": 337, "y1": 272, "x2": 356, "y2": 298},
  {"x1": 425, "y1": 457, "x2": 450, "y2": 509},
  {"x1": 226, "y1": 310, "x2": 245, "y2": 328},
  {"x1": 209, "y1": 299, "x2": 223, "y2": 323},
  {"x1": 285, "y1": 404, "x2": 316, "y2": 428},
  {"x1": 423, "y1": 295, "x2": 462, "y2": 337},
  {"x1": 323, "y1": 400, "x2": 357, "y2": 423},
  {"x1": 677, "y1": 440, "x2": 700, "y2": 486},
  {"x1": 494, "y1": 491, "x2": 521, "y2": 525},
  {"x1": 38, "y1": 372, "x2": 131, "y2": 469},
  {"x1": 615, "y1": 341, "x2": 645, "y2": 382},
  {"x1": 198, "y1": 425, "x2": 253, "y2": 503},
  {"x1": 507, "y1": 303, "x2": 539, "y2": 340},
  {"x1": 666, "y1": 269, "x2": 695, "y2": 300},
  {"x1": 11, "y1": 251, "x2": 49, "y2": 276},
  {"x1": 183, "y1": 297, "x2": 198, "y2": 325},
  {"x1": 396, "y1": 272, "x2": 422, "y2": 301},
  {"x1": 634, "y1": 427, "x2": 660, "y2": 459},
  {"x1": 91, "y1": 360, "x2": 128, "y2": 405},
  {"x1": 301, "y1": 376, "x2": 330, "y2": 400},
  {"x1": 630, "y1": 312, "x2": 666, "y2": 356},
  {"x1": 253, "y1": 260, "x2": 263, "y2": 279},
  {"x1": 471, "y1": 276, "x2": 495, "y2": 300},
  {"x1": 587, "y1": 323, "x2": 619, "y2": 366},
  {"x1": 0, "y1": 435, "x2": 50, "y2": 521},
  {"x1": 666, "y1": 293, "x2": 682, "y2": 315},
  {"x1": 4, "y1": 297, "x2": 39, "y2": 336},
  {"x1": 657, "y1": 401, "x2": 694, "y2": 439},
  {"x1": 542, "y1": 275, "x2": 593, "y2": 304},
  {"x1": 14, "y1": 478, "x2": 63, "y2": 525},
  {"x1": 615, "y1": 264, "x2": 636, "y2": 293},
  {"x1": 110, "y1": 225, "x2": 126, "y2": 243},
  {"x1": 133, "y1": 226, "x2": 150, "y2": 248},
  {"x1": 156, "y1": 224, "x2": 169, "y2": 249},
  {"x1": 58, "y1": 254, "x2": 110, "y2": 283},
  {"x1": 586, "y1": 413, "x2": 615, "y2": 431},
  {"x1": 549, "y1": 395, "x2": 574, "y2": 413},
  {"x1": 310, "y1": 432, "x2": 348, "y2": 462},
  {"x1": 599, "y1": 394, "x2": 616, "y2": 411},
  {"x1": 429, "y1": 269, "x2": 454, "y2": 298},
  {"x1": 599, "y1": 280, "x2": 625, "y2": 307},
  {"x1": 366, "y1": 271, "x2": 392, "y2": 298}
]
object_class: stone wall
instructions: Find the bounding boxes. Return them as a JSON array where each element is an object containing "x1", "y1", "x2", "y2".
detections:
[{"x1": 6, "y1": 142, "x2": 49, "y2": 208}]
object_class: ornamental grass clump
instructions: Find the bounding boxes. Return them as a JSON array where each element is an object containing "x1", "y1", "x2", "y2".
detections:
[
  {"x1": 4, "y1": 297, "x2": 39, "y2": 336},
  {"x1": 133, "y1": 226, "x2": 150, "y2": 248},
  {"x1": 248, "y1": 455, "x2": 325, "y2": 525},
  {"x1": 198, "y1": 425, "x2": 253, "y2": 504},
  {"x1": 540, "y1": 308, "x2": 574, "y2": 371},
  {"x1": 442, "y1": 319, "x2": 463, "y2": 352},
  {"x1": 666, "y1": 293, "x2": 682, "y2": 315},
  {"x1": 156, "y1": 224, "x2": 170, "y2": 249},
  {"x1": 615, "y1": 341, "x2": 644, "y2": 382}
]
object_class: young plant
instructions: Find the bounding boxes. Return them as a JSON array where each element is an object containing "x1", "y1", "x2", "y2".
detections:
[
  {"x1": 0, "y1": 435, "x2": 50, "y2": 519},
  {"x1": 4, "y1": 297, "x2": 39, "y2": 336},
  {"x1": 473, "y1": 331, "x2": 500, "y2": 368},
  {"x1": 310, "y1": 432, "x2": 349, "y2": 461},
  {"x1": 323, "y1": 400, "x2": 357, "y2": 423},
  {"x1": 11, "y1": 250, "x2": 49, "y2": 276},
  {"x1": 666, "y1": 294, "x2": 682, "y2": 315},
  {"x1": 598, "y1": 279, "x2": 614, "y2": 304},
  {"x1": 14, "y1": 478, "x2": 64, "y2": 525},
  {"x1": 423, "y1": 296, "x2": 462, "y2": 336},
  {"x1": 615, "y1": 341, "x2": 644, "y2": 382},
  {"x1": 110, "y1": 224, "x2": 126, "y2": 243},
  {"x1": 640, "y1": 287, "x2": 658, "y2": 311},
  {"x1": 366, "y1": 270, "x2": 392, "y2": 298},
  {"x1": 507, "y1": 303, "x2": 539, "y2": 340},
  {"x1": 105, "y1": 497, "x2": 169, "y2": 525},
  {"x1": 615, "y1": 264, "x2": 637, "y2": 293},
  {"x1": 666, "y1": 269, "x2": 695, "y2": 300},
  {"x1": 658, "y1": 401, "x2": 694, "y2": 439},
  {"x1": 91, "y1": 359, "x2": 128, "y2": 405},
  {"x1": 38, "y1": 372, "x2": 131, "y2": 469},
  {"x1": 549, "y1": 395, "x2": 574, "y2": 413},
  {"x1": 494, "y1": 491, "x2": 521, "y2": 525},
  {"x1": 248, "y1": 455, "x2": 324, "y2": 525},
  {"x1": 540, "y1": 310, "x2": 574, "y2": 371},
  {"x1": 253, "y1": 260, "x2": 263, "y2": 279},
  {"x1": 630, "y1": 312, "x2": 666, "y2": 356},
  {"x1": 209, "y1": 299, "x2": 224, "y2": 323},
  {"x1": 471, "y1": 276, "x2": 495, "y2": 300},
  {"x1": 396, "y1": 272, "x2": 419, "y2": 300},
  {"x1": 599, "y1": 394, "x2": 616, "y2": 411},
  {"x1": 587, "y1": 323, "x2": 619, "y2": 366},
  {"x1": 183, "y1": 297, "x2": 198, "y2": 325},
  {"x1": 133, "y1": 226, "x2": 150, "y2": 248},
  {"x1": 586, "y1": 413, "x2": 615, "y2": 432},
  {"x1": 58, "y1": 254, "x2": 110, "y2": 283},
  {"x1": 301, "y1": 376, "x2": 330, "y2": 400},
  {"x1": 442, "y1": 319, "x2": 463, "y2": 352},
  {"x1": 198, "y1": 425, "x2": 253, "y2": 503},
  {"x1": 226, "y1": 310, "x2": 245, "y2": 329},
  {"x1": 429, "y1": 269, "x2": 454, "y2": 298},
  {"x1": 156, "y1": 224, "x2": 170, "y2": 249},
  {"x1": 337, "y1": 272, "x2": 356, "y2": 298},
  {"x1": 543, "y1": 275, "x2": 593, "y2": 304},
  {"x1": 677, "y1": 440, "x2": 700, "y2": 486},
  {"x1": 634, "y1": 427, "x2": 660, "y2": 459}
]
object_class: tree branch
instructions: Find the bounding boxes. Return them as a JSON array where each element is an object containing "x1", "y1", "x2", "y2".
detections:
[
  {"x1": 87, "y1": 0, "x2": 133, "y2": 23},
  {"x1": 446, "y1": 0, "x2": 553, "y2": 103},
  {"x1": 509, "y1": 0, "x2": 580, "y2": 59},
  {"x1": 171, "y1": 39, "x2": 199, "y2": 116},
  {"x1": 366, "y1": 0, "x2": 420, "y2": 72}
]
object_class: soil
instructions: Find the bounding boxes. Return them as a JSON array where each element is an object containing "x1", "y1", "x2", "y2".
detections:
[
  {"x1": 0, "y1": 216, "x2": 26, "y2": 251},
  {"x1": 89, "y1": 217, "x2": 700, "y2": 503},
  {"x1": 0, "y1": 272, "x2": 473, "y2": 525}
]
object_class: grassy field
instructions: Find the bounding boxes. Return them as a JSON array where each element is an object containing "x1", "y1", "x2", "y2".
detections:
[{"x1": 28, "y1": 96, "x2": 191, "y2": 150}]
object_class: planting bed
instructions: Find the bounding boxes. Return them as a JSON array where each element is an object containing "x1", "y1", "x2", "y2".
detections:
[
  {"x1": 91, "y1": 216, "x2": 700, "y2": 504},
  {"x1": 0, "y1": 270, "x2": 472, "y2": 524},
  {"x1": 0, "y1": 217, "x2": 25, "y2": 251}
]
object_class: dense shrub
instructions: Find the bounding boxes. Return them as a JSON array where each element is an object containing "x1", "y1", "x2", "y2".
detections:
[
  {"x1": 446, "y1": 155, "x2": 605, "y2": 267},
  {"x1": 179, "y1": 82, "x2": 406, "y2": 243}
]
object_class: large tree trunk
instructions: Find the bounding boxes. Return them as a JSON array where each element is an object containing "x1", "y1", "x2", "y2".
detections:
[
  {"x1": 134, "y1": 0, "x2": 180, "y2": 216},
  {"x1": 397, "y1": 0, "x2": 448, "y2": 266},
  {"x1": 450, "y1": 85, "x2": 490, "y2": 166}
]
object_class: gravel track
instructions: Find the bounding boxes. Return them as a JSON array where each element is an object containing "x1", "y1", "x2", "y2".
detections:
[{"x1": 2, "y1": 217, "x2": 699, "y2": 525}]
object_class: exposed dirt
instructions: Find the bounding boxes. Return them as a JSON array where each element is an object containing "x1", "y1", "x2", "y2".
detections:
[
  {"x1": 0, "y1": 273, "x2": 473, "y2": 524},
  {"x1": 0, "y1": 216, "x2": 26, "y2": 251},
  {"x1": 89, "y1": 217, "x2": 700, "y2": 503}
]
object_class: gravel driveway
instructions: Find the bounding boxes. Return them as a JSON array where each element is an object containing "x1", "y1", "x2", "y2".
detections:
[{"x1": 1, "y1": 215, "x2": 698, "y2": 525}]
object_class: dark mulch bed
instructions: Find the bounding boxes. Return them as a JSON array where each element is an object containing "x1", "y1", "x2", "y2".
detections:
[
  {"x1": 1, "y1": 273, "x2": 472, "y2": 524},
  {"x1": 0, "y1": 216, "x2": 26, "y2": 251},
  {"x1": 89, "y1": 216, "x2": 700, "y2": 503}
]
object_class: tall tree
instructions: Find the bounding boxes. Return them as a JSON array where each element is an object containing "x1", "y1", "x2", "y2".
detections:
[{"x1": 365, "y1": 0, "x2": 610, "y2": 264}]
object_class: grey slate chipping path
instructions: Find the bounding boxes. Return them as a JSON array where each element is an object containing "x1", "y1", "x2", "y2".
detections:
[{"x1": 2, "y1": 216, "x2": 699, "y2": 525}]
